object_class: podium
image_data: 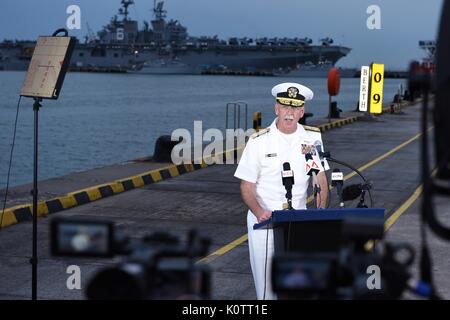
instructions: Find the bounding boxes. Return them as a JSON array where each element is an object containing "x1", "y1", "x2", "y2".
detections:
[{"x1": 253, "y1": 208, "x2": 384, "y2": 253}]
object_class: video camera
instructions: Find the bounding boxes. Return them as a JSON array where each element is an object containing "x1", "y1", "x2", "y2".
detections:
[
  {"x1": 50, "y1": 217, "x2": 212, "y2": 300},
  {"x1": 271, "y1": 216, "x2": 415, "y2": 300}
]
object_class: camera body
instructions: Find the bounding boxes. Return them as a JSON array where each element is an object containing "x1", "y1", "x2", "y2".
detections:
[
  {"x1": 50, "y1": 217, "x2": 211, "y2": 300},
  {"x1": 271, "y1": 216, "x2": 414, "y2": 300}
]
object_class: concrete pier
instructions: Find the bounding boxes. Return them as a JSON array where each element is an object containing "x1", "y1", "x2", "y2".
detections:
[{"x1": 1, "y1": 100, "x2": 449, "y2": 300}]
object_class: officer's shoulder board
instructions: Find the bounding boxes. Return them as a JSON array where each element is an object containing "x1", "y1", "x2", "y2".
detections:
[
  {"x1": 303, "y1": 125, "x2": 321, "y2": 133},
  {"x1": 251, "y1": 127, "x2": 270, "y2": 139}
]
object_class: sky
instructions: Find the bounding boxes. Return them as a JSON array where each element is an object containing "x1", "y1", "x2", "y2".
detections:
[{"x1": 0, "y1": 0, "x2": 443, "y2": 70}]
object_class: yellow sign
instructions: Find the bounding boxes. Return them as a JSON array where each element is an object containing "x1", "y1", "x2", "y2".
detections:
[{"x1": 369, "y1": 63, "x2": 384, "y2": 114}]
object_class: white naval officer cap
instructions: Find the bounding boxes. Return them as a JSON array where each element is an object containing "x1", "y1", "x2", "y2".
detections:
[{"x1": 271, "y1": 82, "x2": 314, "y2": 107}]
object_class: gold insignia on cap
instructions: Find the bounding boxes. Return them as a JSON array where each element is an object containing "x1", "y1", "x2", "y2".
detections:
[
  {"x1": 276, "y1": 97, "x2": 305, "y2": 107},
  {"x1": 287, "y1": 87, "x2": 299, "y2": 98}
]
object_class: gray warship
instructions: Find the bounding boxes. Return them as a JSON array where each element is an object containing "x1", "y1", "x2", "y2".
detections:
[{"x1": 0, "y1": 0, "x2": 352, "y2": 75}]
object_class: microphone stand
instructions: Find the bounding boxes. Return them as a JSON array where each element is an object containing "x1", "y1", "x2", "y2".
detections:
[
  {"x1": 285, "y1": 189, "x2": 293, "y2": 210},
  {"x1": 312, "y1": 175, "x2": 321, "y2": 209},
  {"x1": 284, "y1": 189, "x2": 294, "y2": 252},
  {"x1": 337, "y1": 184, "x2": 345, "y2": 208},
  {"x1": 357, "y1": 189, "x2": 368, "y2": 208}
]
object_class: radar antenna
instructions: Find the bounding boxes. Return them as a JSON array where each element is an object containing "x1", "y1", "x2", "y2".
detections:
[{"x1": 153, "y1": 0, "x2": 167, "y2": 20}]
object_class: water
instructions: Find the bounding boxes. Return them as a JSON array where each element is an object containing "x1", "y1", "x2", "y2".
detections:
[{"x1": 0, "y1": 71, "x2": 406, "y2": 187}]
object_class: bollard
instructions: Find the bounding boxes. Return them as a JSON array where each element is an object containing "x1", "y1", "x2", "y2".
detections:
[
  {"x1": 153, "y1": 135, "x2": 182, "y2": 163},
  {"x1": 329, "y1": 102, "x2": 342, "y2": 118},
  {"x1": 299, "y1": 112, "x2": 314, "y2": 125},
  {"x1": 253, "y1": 112, "x2": 262, "y2": 131}
]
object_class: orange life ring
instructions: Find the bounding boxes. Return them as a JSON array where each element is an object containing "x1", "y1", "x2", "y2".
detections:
[{"x1": 328, "y1": 67, "x2": 341, "y2": 96}]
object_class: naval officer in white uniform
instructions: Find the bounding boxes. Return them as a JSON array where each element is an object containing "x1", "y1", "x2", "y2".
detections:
[{"x1": 234, "y1": 82, "x2": 330, "y2": 300}]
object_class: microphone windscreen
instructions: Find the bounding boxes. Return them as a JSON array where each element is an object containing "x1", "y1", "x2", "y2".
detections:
[
  {"x1": 314, "y1": 141, "x2": 323, "y2": 153},
  {"x1": 283, "y1": 162, "x2": 291, "y2": 171},
  {"x1": 342, "y1": 184, "x2": 362, "y2": 201},
  {"x1": 305, "y1": 153, "x2": 313, "y2": 161}
]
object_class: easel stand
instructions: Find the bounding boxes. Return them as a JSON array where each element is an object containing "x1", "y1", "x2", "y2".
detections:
[
  {"x1": 19, "y1": 29, "x2": 75, "y2": 300},
  {"x1": 31, "y1": 97, "x2": 41, "y2": 300}
]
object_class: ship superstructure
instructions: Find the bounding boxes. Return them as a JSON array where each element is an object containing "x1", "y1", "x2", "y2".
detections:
[{"x1": 0, "y1": 0, "x2": 352, "y2": 74}]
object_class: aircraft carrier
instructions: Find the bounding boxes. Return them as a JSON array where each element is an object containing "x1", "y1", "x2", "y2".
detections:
[{"x1": 0, "y1": 0, "x2": 351, "y2": 74}]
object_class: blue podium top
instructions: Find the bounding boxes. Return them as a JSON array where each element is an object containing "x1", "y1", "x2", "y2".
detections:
[{"x1": 253, "y1": 208, "x2": 385, "y2": 230}]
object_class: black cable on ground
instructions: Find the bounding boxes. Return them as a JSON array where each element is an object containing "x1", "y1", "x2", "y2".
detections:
[{"x1": 0, "y1": 96, "x2": 22, "y2": 229}]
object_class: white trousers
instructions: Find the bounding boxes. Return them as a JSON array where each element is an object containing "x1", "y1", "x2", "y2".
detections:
[{"x1": 247, "y1": 211, "x2": 277, "y2": 300}]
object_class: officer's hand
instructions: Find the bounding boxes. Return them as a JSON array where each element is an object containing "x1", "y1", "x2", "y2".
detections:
[{"x1": 257, "y1": 210, "x2": 272, "y2": 223}]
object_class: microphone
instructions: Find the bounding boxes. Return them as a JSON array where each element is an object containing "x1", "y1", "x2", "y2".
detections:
[
  {"x1": 314, "y1": 141, "x2": 325, "y2": 167},
  {"x1": 313, "y1": 140, "x2": 330, "y2": 161},
  {"x1": 305, "y1": 153, "x2": 320, "y2": 176},
  {"x1": 305, "y1": 153, "x2": 321, "y2": 198},
  {"x1": 331, "y1": 168, "x2": 344, "y2": 208},
  {"x1": 281, "y1": 162, "x2": 294, "y2": 209},
  {"x1": 282, "y1": 162, "x2": 295, "y2": 188}
]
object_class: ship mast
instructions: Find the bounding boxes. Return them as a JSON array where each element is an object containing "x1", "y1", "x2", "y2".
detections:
[
  {"x1": 419, "y1": 40, "x2": 436, "y2": 61},
  {"x1": 153, "y1": 0, "x2": 167, "y2": 20},
  {"x1": 118, "y1": 0, "x2": 134, "y2": 21},
  {"x1": 419, "y1": 40, "x2": 436, "y2": 71}
]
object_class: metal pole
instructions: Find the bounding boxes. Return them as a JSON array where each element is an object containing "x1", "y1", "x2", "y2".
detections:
[
  {"x1": 233, "y1": 104, "x2": 237, "y2": 131},
  {"x1": 225, "y1": 103, "x2": 230, "y2": 129},
  {"x1": 237, "y1": 103, "x2": 241, "y2": 130},
  {"x1": 31, "y1": 97, "x2": 41, "y2": 301},
  {"x1": 244, "y1": 103, "x2": 248, "y2": 131},
  {"x1": 328, "y1": 95, "x2": 331, "y2": 123}
]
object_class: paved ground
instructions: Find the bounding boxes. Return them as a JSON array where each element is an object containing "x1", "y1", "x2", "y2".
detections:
[
  {"x1": 385, "y1": 194, "x2": 450, "y2": 299},
  {"x1": 1, "y1": 101, "x2": 449, "y2": 300}
]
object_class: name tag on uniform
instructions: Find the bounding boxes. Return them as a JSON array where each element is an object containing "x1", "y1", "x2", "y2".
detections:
[{"x1": 265, "y1": 153, "x2": 277, "y2": 158}]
